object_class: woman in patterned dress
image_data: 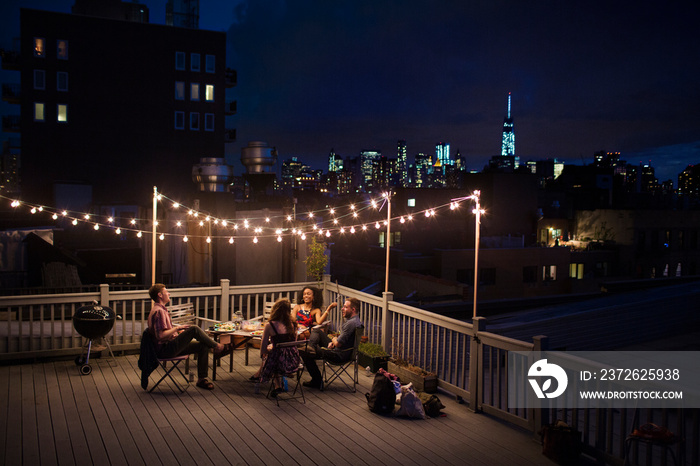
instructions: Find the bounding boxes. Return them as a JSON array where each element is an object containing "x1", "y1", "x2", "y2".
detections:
[{"x1": 259, "y1": 298, "x2": 302, "y2": 396}]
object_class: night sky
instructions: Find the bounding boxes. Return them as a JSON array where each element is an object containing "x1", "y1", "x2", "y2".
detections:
[{"x1": 2, "y1": 0, "x2": 700, "y2": 184}]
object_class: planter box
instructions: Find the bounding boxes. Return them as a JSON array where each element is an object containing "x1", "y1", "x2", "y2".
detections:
[
  {"x1": 358, "y1": 352, "x2": 389, "y2": 373},
  {"x1": 388, "y1": 361, "x2": 438, "y2": 393}
]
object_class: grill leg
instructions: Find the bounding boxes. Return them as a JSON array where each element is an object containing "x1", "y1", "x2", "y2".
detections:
[{"x1": 84, "y1": 339, "x2": 93, "y2": 364}]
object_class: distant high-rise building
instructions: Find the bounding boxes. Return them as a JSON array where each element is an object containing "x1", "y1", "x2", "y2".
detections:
[
  {"x1": 397, "y1": 140, "x2": 407, "y2": 187},
  {"x1": 328, "y1": 149, "x2": 343, "y2": 173},
  {"x1": 678, "y1": 164, "x2": 700, "y2": 197},
  {"x1": 501, "y1": 92, "x2": 515, "y2": 158},
  {"x1": 413, "y1": 153, "x2": 432, "y2": 188},
  {"x1": 281, "y1": 157, "x2": 306, "y2": 189},
  {"x1": 166, "y1": 0, "x2": 199, "y2": 28},
  {"x1": 639, "y1": 163, "x2": 659, "y2": 193},
  {"x1": 360, "y1": 150, "x2": 381, "y2": 191},
  {"x1": 436, "y1": 142, "x2": 451, "y2": 167}
]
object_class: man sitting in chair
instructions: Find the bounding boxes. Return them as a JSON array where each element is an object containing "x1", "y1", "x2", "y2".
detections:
[
  {"x1": 147, "y1": 283, "x2": 227, "y2": 390},
  {"x1": 301, "y1": 297, "x2": 363, "y2": 390}
]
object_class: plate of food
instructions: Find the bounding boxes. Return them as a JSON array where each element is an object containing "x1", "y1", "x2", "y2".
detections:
[
  {"x1": 211, "y1": 322, "x2": 236, "y2": 332},
  {"x1": 250, "y1": 329, "x2": 264, "y2": 337}
]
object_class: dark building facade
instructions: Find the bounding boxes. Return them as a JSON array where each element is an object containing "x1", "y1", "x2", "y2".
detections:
[{"x1": 18, "y1": 7, "x2": 229, "y2": 205}]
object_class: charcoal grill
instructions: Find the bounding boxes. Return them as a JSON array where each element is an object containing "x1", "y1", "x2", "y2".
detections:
[{"x1": 72, "y1": 301, "x2": 116, "y2": 375}]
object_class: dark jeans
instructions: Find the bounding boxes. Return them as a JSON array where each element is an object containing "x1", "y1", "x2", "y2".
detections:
[
  {"x1": 301, "y1": 328, "x2": 353, "y2": 383},
  {"x1": 158, "y1": 326, "x2": 218, "y2": 379}
]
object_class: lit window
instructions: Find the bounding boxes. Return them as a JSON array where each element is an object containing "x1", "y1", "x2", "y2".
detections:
[
  {"x1": 190, "y1": 83, "x2": 200, "y2": 101},
  {"x1": 57, "y1": 104, "x2": 68, "y2": 123},
  {"x1": 57, "y1": 40, "x2": 68, "y2": 59},
  {"x1": 407, "y1": 198, "x2": 416, "y2": 207},
  {"x1": 34, "y1": 70, "x2": 45, "y2": 90},
  {"x1": 57, "y1": 72, "x2": 68, "y2": 91},
  {"x1": 174, "y1": 111, "x2": 185, "y2": 130},
  {"x1": 175, "y1": 81, "x2": 185, "y2": 100},
  {"x1": 34, "y1": 102, "x2": 45, "y2": 121},
  {"x1": 34, "y1": 38, "x2": 45, "y2": 57},
  {"x1": 175, "y1": 51, "x2": 185, "y2": 70},
  {"x1": 204, "y1": 113, "x2": 214, "y2": 131},
  {"x1": 205, "y1": 54, "x2": 215, "y2": 73},
  {"x1": 205, "y1": 84, "x2": 214, "y2": 101},
  {"x1": 190, "y1": 112, "x2": 200, "y2": 130},
  {"x1": 542, "y1": 265, "x2": 557, "y2": 281},
  {"x1": 191, "y1": 53, "x2": 200, "y2": 72},
  {"x1": 569, "y1": 263, "x2": 584, "y2": 279}
]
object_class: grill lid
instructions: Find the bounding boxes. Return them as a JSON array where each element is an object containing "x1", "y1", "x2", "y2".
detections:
[{"x1": 73, "y1": 304, "x2": 115, "y2": 320}]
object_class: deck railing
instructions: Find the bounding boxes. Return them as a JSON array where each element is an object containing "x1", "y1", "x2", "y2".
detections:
[{"x1": 1, "y1": 277, "x2": 696, "y2": 465}]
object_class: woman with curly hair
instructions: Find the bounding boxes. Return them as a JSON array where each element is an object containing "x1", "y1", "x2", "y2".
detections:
[{"x1": 292, "y1": 286, "x2": 336, "y2": 331}]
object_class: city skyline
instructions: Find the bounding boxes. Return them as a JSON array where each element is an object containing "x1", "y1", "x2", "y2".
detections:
[{"x1": 2, "y1": 0, "x2": 700, "y2": 185}]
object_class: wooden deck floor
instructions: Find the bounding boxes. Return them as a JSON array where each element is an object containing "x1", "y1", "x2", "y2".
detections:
[{"x1": 0, "y1": 350, "x2": 556, "y2": 466}]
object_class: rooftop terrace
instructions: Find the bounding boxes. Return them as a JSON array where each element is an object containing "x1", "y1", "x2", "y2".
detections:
[{"x1": 2, "y1": 350, "x2": 554, "y2": 466}]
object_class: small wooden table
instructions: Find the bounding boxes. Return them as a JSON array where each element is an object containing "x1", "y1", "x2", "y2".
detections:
[{"x1": 209, "y1": 330, "x2": 261, "y2": 381}]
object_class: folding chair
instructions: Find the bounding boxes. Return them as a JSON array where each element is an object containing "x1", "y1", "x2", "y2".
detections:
[
  {"x1": 139, "y1": 329, "x2": 190, "y2": 393},
  {"x1": 150, "y1": 354, "x2": 190, "y2": 393},
  {"x1": 265, "y1": 339, "x2": 308, "y2": 406},
  {"x1": 321, "y1": 325, "x2": 364, "y2": 392}
]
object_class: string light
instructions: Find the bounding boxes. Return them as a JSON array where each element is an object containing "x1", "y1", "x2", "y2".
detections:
[{"x1": 0, "y1": 191, "x2": 472, "y2": 245}]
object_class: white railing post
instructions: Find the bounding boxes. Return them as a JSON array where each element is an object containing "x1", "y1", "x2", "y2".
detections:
[
  {"x1": 532, "y1": 335, "x2": 549, "y2": 436},
  {"x1": 381, "y1": 291, "x2": 393, "y2": 353},
  {"x1": 469, "y1": 316, "x2": 486, "y2": 412},
  {"x1": 220, "y1": 279, "x2": 230, "y2": 321},
  {"x1": 99, "y1": 284, "x2": 110, "y2": 307},
  {"x1": 322, "y1": 274, "x2": 332, "y2": 307}
]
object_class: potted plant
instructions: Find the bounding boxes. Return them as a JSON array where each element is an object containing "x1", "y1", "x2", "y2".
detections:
[
  {"x1": 304, "y1": 237, "x2": 328, "y2": 283},
  {"x1": 358, "y1": 342, "x2": 390, "y2": 373},
  {"x1": 388, "y1": 341, "x2": 438, "y2": 393}
]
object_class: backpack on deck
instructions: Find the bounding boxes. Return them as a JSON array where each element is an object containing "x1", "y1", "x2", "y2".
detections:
[
  {"x1": 417, "y1": 391, "x2": 445, "y2": 417},
  {"x1": 365, "y1": 371, "x2": 397, "y2": 415}
]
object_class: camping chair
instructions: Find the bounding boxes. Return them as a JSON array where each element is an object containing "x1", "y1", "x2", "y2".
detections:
[
  {"x1": 321, "y1": 325, "x2": 364, "y2": 392},
  {"x1": 623, "y1": 405, "x2": 684, "y2": 466},
  {"x1": 139, "y1": 329, "x2": 190, "y2": 393},
  {"x1": 150, "y1": 354, "x2": 190, "y2": 393},
  {"x1": 265, "y1": 339, "x2": 309, "y2": 406}
]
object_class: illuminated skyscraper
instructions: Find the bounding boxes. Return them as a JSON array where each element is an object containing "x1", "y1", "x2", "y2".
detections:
[
  {"x1": 328, "y1": 149, "x2": 343, "y2": 173},
  {"x1": 360, "y1": 150, "x2": 380, "y2": 191},
  {"x1": 501, "y1": 92, "x2": 515, "y2": 157},
  {"x1": 397, "y1": 140, "x2": 407, "y2": 187},
  {"x1": 436, "y1": 142, "x2": 451, "y2": 166}
]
